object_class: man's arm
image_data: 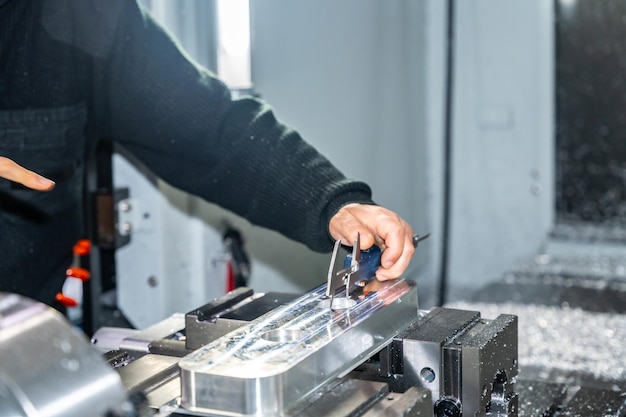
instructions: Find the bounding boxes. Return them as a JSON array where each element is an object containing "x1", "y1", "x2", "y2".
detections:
[
  {"x1": 93, "y1": 1, "x2": 377, "y2": 253},
  {"x1": 0, "y1": 153, "x2": 415, "y2": 278},
  {"x1": 42, "y1": 0, "x2": 415, "y2": 276}
]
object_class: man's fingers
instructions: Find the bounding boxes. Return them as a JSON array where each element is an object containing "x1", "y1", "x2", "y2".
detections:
[
  {"x1": 377, "y1": 220, "x2": 415, "y2": 279},
  {"x1": 0, "y1": 157, "x2": 55, "y2": 191},
  {"x1": 373, "y1": 215, "x2": 408, "y2": 267},
  {"x1": 377, "y1": 233, "x2": 415, "y2": 280},
  {"x1": 329, "y1": 203, "x2": 416, "y2": 280}
]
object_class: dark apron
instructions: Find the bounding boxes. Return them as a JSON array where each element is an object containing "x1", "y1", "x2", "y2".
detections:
[{"x1": 0, "y1": 103, "x2": 87, "y2": 304}]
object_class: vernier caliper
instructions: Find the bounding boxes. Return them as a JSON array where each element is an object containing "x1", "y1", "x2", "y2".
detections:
[{"x1": 325, "y1": 232, "x2": 430, "y2": 309}]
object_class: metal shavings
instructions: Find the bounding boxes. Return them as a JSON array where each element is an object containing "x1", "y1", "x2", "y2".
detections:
[{"x1": 446, "y1": 301, "x2": 626, "y2": 383}]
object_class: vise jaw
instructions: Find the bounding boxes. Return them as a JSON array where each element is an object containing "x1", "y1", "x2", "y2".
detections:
[{"x1": 353, "y1": 307, "x2": 519, "y2": 417}]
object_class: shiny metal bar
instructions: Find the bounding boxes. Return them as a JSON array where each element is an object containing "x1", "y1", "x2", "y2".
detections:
[{"x1": 179, "y1": 278, "x2": 419, "y2": 416}]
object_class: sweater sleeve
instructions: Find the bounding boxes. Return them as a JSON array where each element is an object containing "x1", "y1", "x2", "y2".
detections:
[{"x1": 91, "y1": 1, "x2": 374, "y2": 252}]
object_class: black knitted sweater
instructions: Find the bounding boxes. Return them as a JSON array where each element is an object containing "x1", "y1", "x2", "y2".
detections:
[{"x1": 0, "y1": 0, "x2": 373, "y2": 303}]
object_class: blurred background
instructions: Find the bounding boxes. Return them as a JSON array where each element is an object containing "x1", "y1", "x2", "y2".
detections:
[{"x1": 85, "y1": 1, "x2": 626, "y2": 338}]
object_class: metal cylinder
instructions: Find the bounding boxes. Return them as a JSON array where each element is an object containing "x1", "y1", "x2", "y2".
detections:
[{"x1": 0, "y1": 293, "x2": 126, "y2": 416}]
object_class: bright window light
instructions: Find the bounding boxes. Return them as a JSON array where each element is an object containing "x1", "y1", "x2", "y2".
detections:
[{"x1": 216, "y1": 0, "x2": 253, "y2": 90}]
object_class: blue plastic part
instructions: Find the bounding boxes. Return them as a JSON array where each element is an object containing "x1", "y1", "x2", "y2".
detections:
[{"x1": 344, "y1": 245, "x2": 382, "y2": 281}]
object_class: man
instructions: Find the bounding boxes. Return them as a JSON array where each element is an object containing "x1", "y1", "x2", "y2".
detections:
[{"x1": 0, "y1": 0, "x2": 415, "y2": 306}]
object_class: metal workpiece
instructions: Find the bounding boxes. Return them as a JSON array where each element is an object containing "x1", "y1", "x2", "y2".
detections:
[
  {"x1": 0, "y1": 293, "x2": 126, "y2": 417},
  {"x1": 166, "y1": 378, "x2": 433, "y2": 417},
  {"x1": 178, "y1": 279, "x2": 419, "y2": 416}
]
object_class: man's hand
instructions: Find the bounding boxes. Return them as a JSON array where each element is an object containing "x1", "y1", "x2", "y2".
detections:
[
  {"x1": 328, "y1": 203, "x2": 415, "y2": 280},
  {"x1": 0, "y1": 157, "x2": 55, "y2": 191}
]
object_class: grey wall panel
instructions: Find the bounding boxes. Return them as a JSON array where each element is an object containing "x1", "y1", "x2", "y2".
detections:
[{"x1": 447, "y1": 0, "x2": 554, "y2": 295}]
